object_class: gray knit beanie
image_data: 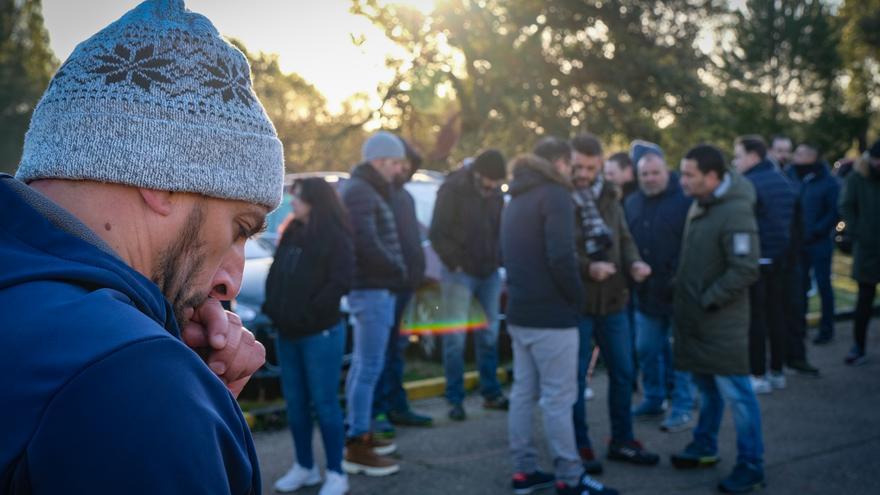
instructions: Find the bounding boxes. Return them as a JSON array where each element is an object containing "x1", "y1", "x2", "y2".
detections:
[
  {"x1": 362, "y1": 131, "x2": 406, "y2": 162},
  {"x1": 15, "y1": 0, "x2": 284, "y2": 209}
]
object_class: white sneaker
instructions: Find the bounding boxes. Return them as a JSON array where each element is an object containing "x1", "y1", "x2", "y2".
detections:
[
  {"x1": 318, "y1": 471, "x2": 349, "y2": 495},
  {"x1": 273, "y1": 463, "x2": 321, "y2": 493},
  {"x1": 768, "y1": 372, "x2": 786, "y2": 390},
  {"x1": 750, "y1": 376, "x2": 772, "y2": 395},
  {"x1": 584, "y1": 386, "x2": 595, "y2": 400}
]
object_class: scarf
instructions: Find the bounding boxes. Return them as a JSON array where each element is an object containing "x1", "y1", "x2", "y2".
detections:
[{"x1": 572, "y1": 174, "x2": 613, "y2": 261}]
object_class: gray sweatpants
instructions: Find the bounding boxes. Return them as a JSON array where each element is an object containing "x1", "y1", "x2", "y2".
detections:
[{"x1": 507, "y1": 324, "x2": 582, "y2": 485}]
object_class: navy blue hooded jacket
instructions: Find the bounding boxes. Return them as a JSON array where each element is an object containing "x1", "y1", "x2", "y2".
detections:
[
  {"x1": 786, "y1": 162, "x2": 840, "y2": 256},
  {"x1": 0, "y1": 176, "x2": 260, "y2": 494},
  {"x1": 743, "y1": 160, "x2": 797, "y2": 261},
  {"x1": 624, "y1": 173, "x2": 692, "y2": 317},
  {"x1": 501, "y1": 157, "x2": 584, "y2": 328}
]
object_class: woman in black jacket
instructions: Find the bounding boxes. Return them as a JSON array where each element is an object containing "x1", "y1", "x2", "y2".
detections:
[{"x1": 263, "y1": 178, "x2": 354, "y2": 495}]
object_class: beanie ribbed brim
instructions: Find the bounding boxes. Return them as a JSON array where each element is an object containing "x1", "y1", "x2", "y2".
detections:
[{"x1": 17, "y1": 106, "x2": 284, "y2": 210}]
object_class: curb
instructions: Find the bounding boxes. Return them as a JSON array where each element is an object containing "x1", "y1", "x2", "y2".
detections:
[{"x1": 404, "y1": 367, "x2": 511, "y2": 402}]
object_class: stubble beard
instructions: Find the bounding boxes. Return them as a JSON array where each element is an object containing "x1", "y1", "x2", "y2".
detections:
[{"x1": 151, "y1": 203, "x2": 210, "y2": 330}]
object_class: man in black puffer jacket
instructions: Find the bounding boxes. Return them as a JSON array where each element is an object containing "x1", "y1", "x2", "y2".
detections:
[
  {"x1": 340, "y1": 131, "x2": 408, "y2": 476},
  {"x1": 373, "y1": 139, "x2": 433, "y2": 435},
  {"x1": 430, "y1": 148, "x2": 509, "y2": 421},
  {"x1": 502, "y1": 142, "x2": 617, "y2": 495}
]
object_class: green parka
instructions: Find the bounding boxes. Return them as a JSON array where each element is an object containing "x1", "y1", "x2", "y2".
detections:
[
  {"x1": 673, "y1": 172, "x2": 760, "y2": 376},
  {"x1": 840, "y1": 157, "x2": 880, "y2": 284}
]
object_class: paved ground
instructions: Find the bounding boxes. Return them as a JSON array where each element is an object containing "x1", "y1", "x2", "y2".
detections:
[{"x1": 253, "y1": 322, "x2": 880, "y2": 494}]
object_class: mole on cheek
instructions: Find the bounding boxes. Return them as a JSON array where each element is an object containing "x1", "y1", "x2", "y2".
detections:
[{"x1": 104, "y1": 223, "x2": 112, "y2": 231}]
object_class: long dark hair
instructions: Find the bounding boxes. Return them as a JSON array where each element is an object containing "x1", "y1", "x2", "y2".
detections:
[{"x1": 294, "y1": 177, "x2": 352, "y2": 237}]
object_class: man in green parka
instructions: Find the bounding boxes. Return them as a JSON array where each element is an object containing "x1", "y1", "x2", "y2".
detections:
[
  {"x1": 839, "y1": 139, "x2": 880, "y2": 366},
  {"x1": 670, "y1": 144, "x2": 765, "y2": 494}
]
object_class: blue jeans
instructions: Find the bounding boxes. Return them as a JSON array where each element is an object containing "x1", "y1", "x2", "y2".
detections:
[
  {"x1": 691, "y1": 374, "x2": 764, "y2": 466},
  {"x1": 441, "y1": 268, "x2": 503, "y2": 405},
  {"x1": 345, "y1": 289, "x2": 395, "y2": 437},
  {"x1": 635, "y1": 311, "x2": 694, "y2": 414},
  {"x1": 802, "y1": 243, "x2": 835, "y2": 338},
  {"x1": 276, "y1": 321, "x2": 346, "y2": 473},
  {"x1": 373, "y1": 291, "x2": 413, "y2": 416},
  {"x1": 574, "y1": 311, "x2": 635, "y2": 447}
]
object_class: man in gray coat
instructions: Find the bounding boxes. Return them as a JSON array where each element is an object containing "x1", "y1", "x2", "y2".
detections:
[{"x1": 671, "y1": 145, "x2": 765, "y2": 494}]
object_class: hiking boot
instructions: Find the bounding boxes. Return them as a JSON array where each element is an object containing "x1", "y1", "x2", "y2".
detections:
[
  {"x1": 718, "y1": 462, "x2": 765, "y2": 493},
  {"x1": 388, "y1": 409, "x2": 433, "y2": 427},
  {"x1": 555, "y1": 474, "x2": 619, "y2": 495},
  {"x1": 749, "y1": 376, "x2": 772, "y2": 395},
  {"x1": 484, "y1": 394, "x2": 510, "y2": 410},
  {"x1": 511, "y1": 470, "x2": 555, "y2": 494},
  {"x1": 372, "y1": 413, "x2": 396, "y2": 440},
  {"x1": 273, "y1": 463, "x2": 321, "y2": 492},
  {"x1": 342, "y1": 434, "x2": 400, "y2": 477},
  {"x1": 767, "y1": 372, "x2": 786, "y2": 390},
  {"x1": 786, "y1": 359, "x2": 820, "y2": 377},
  {"x1": 632, "y1": 400, "x2": 666, "y2": 421},
  {"x1": 369, "y1": 434, "x2": 397, "y2": 456},
  {"x1": 845, "y1": 345, "x2": 867, "y2": 366},
  {"x1": 449, "y1": 403, "x2": 467, "y2": 421},
  {"x1": 318, "y1": 470, "x2": 349, "y2": 495},
  {"x1": 671, "y1": 442, "x2": 720, "y2": 469},
  {"x1": 578, "y1": 447, "x2": 603, "y2": 475},
  {"x1": 607, "y1": 440, "x2": 659, "y2": 466},
  {"x1": 660, "y1": 411, "x2": 694, "y2": 433}
]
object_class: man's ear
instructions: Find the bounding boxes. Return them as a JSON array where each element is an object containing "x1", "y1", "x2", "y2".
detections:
[{"x1": 139, "y1": 188, "x2": 174, "y2": 216}]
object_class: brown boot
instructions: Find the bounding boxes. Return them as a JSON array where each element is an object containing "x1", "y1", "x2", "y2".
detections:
[
  {"x1": 343, "y1": 434, "x2": 400, "y2": 477},
  {"x1": 369, "y1": 434, "x2": 397, "y2": 456}
]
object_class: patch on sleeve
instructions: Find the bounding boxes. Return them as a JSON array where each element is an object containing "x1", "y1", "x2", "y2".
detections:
[{"x1": 733, "y1": 233, "x2": 751, "y2": 256}]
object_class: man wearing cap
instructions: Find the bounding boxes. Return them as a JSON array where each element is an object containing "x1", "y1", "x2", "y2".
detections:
[
  {"x1": 1, "y1": 1, "x2": 279, "y2": 492},
  {"x1": 340, "y1": 131, "x2": 408, "y2": 476},
  {"x1": 429, "y1": 149, "x2": 509, "y2": 421}
]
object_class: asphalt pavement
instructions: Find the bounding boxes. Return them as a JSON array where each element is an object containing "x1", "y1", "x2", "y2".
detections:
[{"x1": 253, "y1": 321, "x2": 880, "y2": 494}]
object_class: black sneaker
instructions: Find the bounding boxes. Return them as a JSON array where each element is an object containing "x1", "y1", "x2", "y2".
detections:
[
  {"x1": 512, "y1": 471, "x2": 555, "y2": 494},
  {"x1": 578, "y1": 447, "x2": 603, "y2": 475},
  {"x1": 845, "y1": 346, "x2": 867, "y2": 366},
  {"x1": 786, "y1": 359, "x2": 820, "y2": 377},
  {"x1": 607, "y1": 440, "x2": 659, "y2": 466},
  {"x1": 484, "y1": 395, "x2": 510, "y2": 411},
  {"x1": 671, "y1": 442, "x2": 720, "y2": 469},
  {"x1": 388, "y1": 409, "x2": 434, "y2": 427},
  {"x1": 449, "y1": 403, "x2": 467, "y2": 421},
  {"x1": 555, "y1": 474, "x2": 618, "y2": 495},
  {"x1": 812, "y1": 334, "x2": 833, "y2": 345}
]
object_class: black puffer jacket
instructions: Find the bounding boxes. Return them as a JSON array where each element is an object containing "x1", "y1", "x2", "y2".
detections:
[
  {"x1": 501, "y1": 156, "x2": 584, "y2": 328},
  {"x1": 263, "y1": 220, "x2": 354, "y2": 339},
  {"x1": 392, "y1": 183, "x2": 426, "y2": 289},
  {"x1": 341, "y1": 162, "x2": 408, "y2": 290},
  {"x1": 429, "y1": 165, "x2": 503, "y2": 278}
]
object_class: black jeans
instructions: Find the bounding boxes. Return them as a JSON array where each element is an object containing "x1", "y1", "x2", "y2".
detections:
[
  {"x1": 854, "y1": 282, "x2": 878, "y2": 351},
  {"x1": 783, "y1": 250, "x2": 808, "y2": 362},
  {"x1": 749, "y1": 264, "x2": 787, "y2": 375}
]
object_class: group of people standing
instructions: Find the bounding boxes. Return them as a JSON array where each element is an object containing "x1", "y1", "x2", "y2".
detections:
[{"x1": 262, "y1": 128, "x2": 880, "y2": 495}]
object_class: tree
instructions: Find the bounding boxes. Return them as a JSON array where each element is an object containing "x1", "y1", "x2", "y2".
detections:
[
  {"x1": 353, "y1": 0, "x2": 728, "y2": 166},
  {"x1": 232, "y1": 39, "x2": 370, "y2": 172},
  {"x1": 838, "y1": 0, "x2": 880, "y2": 151},
  {"x1": 1, "y1": 0, "x2": 56, "y2": 174}
]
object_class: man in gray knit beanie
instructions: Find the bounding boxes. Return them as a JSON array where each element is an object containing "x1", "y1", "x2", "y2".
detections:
[{"x1": 1, "y1": 1, "x2": 282, "y2": 492}]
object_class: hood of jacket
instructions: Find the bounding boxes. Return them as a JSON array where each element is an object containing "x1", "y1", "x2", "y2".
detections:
[
  {"x1": 508, "y1": 155, "x2": 572, "y2": 196},
  {"x1": 0, "y1": 176, "x2": 176, "y2": 335},
  {"x1": 697, "y1": 170, "x2": 756, "y2": 209}
]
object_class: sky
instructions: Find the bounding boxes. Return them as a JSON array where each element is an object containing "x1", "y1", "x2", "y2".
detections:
[{"x1": 42, "y1": 0, "x2": 437, "y2": 112}]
